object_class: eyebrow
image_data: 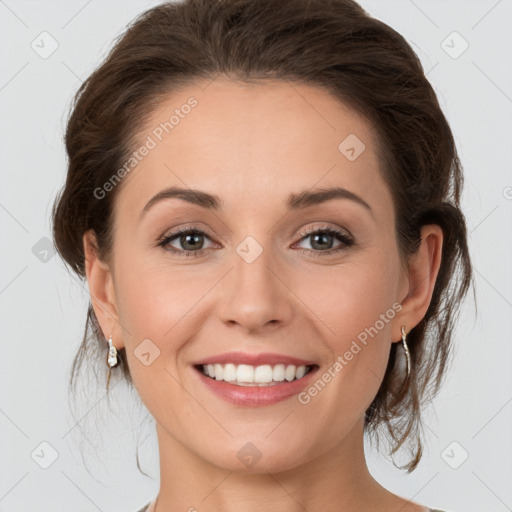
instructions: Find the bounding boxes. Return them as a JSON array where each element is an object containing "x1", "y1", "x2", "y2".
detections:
[{"x1": 139, "y1": 185, "x2": 373, "y2": 219}]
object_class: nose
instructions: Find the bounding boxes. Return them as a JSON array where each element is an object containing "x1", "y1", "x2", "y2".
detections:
[{"x1": 218, "y1": 243, "x2": 294, "y2": 334}]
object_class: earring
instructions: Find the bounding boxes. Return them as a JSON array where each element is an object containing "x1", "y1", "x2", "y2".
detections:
[
  {"x1": 401, "y1": 325, "x2": 411, "y2": 381},
  {"x1": 106, "y1": 334, "x2": 118, "y2": 368}
]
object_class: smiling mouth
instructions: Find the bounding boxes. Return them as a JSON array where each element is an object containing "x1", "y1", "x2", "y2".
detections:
[{"x1": 193, "y1": 363, "x2": 318, "y2": 386}]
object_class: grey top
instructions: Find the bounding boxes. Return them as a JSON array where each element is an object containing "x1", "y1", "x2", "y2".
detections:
[{"x1": 137, "y1": 504, "x2": 448, "y2": 512}]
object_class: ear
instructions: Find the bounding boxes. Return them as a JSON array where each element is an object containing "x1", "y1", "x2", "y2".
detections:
[
  {"x1": 394, "y1": 224, "x2": 443, "y2": 342},
  {"x1": 83, "y1": 230, "x2": 124, "y2": 349}
]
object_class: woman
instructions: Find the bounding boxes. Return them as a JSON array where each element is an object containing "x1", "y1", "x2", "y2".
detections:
[{"x1": 52, "y1": 0, "x2": 473, "y2": 510}]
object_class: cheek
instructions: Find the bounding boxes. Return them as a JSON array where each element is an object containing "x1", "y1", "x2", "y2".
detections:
[
  {"x1": 293, "y1": 250, "x2": 399, "y2": 409},
  {"x1": 112, "y1": 256, "x2": 212, "y2": 408},
  {"x1": 303, "y1": 251, "x2": 399, "y2": 345},
  {"x1": 112, "y1": 250, "x2": 209, "y2": 359}
]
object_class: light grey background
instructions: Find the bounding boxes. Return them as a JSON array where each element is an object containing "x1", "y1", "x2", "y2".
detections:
[{"x1": 1, "y1": 1, "x2": 511, "y2": 511}]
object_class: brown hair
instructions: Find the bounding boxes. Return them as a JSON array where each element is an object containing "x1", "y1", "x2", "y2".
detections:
[{"x1": 52, "y1": 0, "x2": 474, "y2": 472}]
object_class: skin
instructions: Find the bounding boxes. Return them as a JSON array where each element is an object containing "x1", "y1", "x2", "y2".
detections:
[{"x1": 84, "y1": 78, "x2": 443, "y2": 512}]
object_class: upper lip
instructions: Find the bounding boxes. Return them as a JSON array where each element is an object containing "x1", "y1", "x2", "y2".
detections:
[{"x1": 193, "y1": 351, "x2": 316, "y2": 367}]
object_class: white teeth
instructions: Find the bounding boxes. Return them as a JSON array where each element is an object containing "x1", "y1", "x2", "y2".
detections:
[
  {"x1": 223, "y1": 363, "x2": 237, "y2": 382},
  {"x1": 254, "y1": 365, "x2": 273, "y2": 382},
  {"x1": 296, "y1": 365, "x2": 307, "y2": 379},
  {"x1": 201, "y1": 363, "x2": 312, "y2": 384},
  {"x1": 285, "y1": 364, "x2": 296, "y2": 381},
  {"x1": 236, "y1": 364, "x2": 254, "y2": 382},
  {"x1": 273, "y1": 364, "x2": 285, "y2": 381},
  {"x1": 214, "y1": 364, "x2": 224, "y2": 380}
]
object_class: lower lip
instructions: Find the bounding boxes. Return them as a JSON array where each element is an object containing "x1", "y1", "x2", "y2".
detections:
[{"x1": 193, "y1": 366, "x2": 319, "y2": 406}]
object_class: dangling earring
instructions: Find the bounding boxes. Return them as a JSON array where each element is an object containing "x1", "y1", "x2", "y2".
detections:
[
  {"x1": 106, "y1": 333, "x2": 118, "y2": 368},
  {"x1": 401, "y1": 325, "x2": 411, "y2": 381}
]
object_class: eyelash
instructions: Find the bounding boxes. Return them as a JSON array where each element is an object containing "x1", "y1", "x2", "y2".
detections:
[{"x1": 156, "y1": 224, "x2": 354, "y2": 258}]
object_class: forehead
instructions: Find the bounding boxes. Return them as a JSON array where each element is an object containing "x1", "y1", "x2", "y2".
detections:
[{"x1": 115, "y1": 78, "x2": 391, "y2": 222}]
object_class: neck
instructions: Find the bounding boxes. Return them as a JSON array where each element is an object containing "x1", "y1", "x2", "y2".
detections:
[{"x1": 152, "y1": 418, "x2": 396, "y2": 512}]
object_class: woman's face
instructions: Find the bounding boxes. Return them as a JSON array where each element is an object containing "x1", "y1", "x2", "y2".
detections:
[{"x1": 89, "y1": 78, "x2": 414, "y2": 472}]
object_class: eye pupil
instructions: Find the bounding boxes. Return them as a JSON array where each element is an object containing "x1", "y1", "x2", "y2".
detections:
[
  {"x1": 311, "y1": 233, "x2": 333, "y2": 250},
  {"x1": 181, "y1": 233, "x2": 203, "y2": 250}
]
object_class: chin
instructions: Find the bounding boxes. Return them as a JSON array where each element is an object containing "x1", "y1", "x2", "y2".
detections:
[{"x1": 198, "y1": 436, "x2": 317, "y2": 475}]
